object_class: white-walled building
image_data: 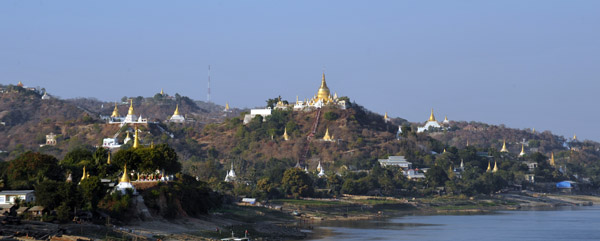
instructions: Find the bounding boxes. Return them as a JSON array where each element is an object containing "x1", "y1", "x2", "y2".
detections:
[
  {"x1": 417, "y1": 109, "x2": 442, "y2": 133},
  {"x1": 243, "y1": 108, "x2": 272, "y2": 124},
  {"x1": 378, "y1": 156, "x2": 412, "y2": 169},
  {"x1": 0, "y1": 190, "x2": 35, "y2": 204}
]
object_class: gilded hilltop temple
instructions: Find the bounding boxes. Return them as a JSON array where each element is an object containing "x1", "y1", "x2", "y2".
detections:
[
  {"x1": 244, "y1": 73, "x2": 347, "y2": 124},
  {"x1": 292, "y1": 73, "x2": 347, "y2": 110}
]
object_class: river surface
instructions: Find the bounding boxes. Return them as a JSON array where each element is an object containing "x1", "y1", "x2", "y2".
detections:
[{"x1": 309, "y1": 206, "x2": 600, "y2": 240}]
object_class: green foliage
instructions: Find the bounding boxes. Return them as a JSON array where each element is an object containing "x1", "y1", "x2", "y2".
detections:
[
  {"x1": 98, "y1": 192, "x2": 132, "y2": 221},
  {"x1": 79, "y1": 175, "x2": 105, "y2": 210},
  {"x1": 425, "y1": 165, "x2": 449, "y2": 187},
  {"x1": 4, "y1": 152, "x2": 63, "y2": 189},
  {"x1": 281, "y1": 168, "x2": 314, "y2": 198},
  {"x1": 323, "y1": 111, "x2": 339, "y2": 121}
]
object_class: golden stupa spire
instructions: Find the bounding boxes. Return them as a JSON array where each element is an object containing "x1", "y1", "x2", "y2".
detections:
[
  {"x1": 573, "y1": 134, "x2": 577, "y2": 140},
  {"x1": 225, "y1": 102, "x2": 230, "y2": 110},
  {"x1": 519, "y1": 144, "x2": 526, "y2": 156},
  {"x1": 444, "y1": 116, "x2": 448, "y2": 121},
  {"x1": 133, "y1": 127, "x2": 140, "y2": 148},
  {"x1": 428, "y1": 108, "x2": 436, "y2": 122},
  {"x1": 173, "y1": 104, "x2": 181, "y2": 116},
  {"x1": 486, "y1": 161, "x2": 491, "y2": 172},
  {"x1": 323, "y1": 128, "x2": 332, "y2": 141},
  {"x1": 107, "y1": 152, "x2": 111, "y2": 165},
  {"x1": 550, "y1": 152, "x2": 555, "y2": 166},
  {"x1": 283, "y1": 127, "x2": 290, "y2": 141},
  {"x1": 120, "y1": 164, "x2": 130, "y2": 183},
  {"x1": 125, "y1": 131, "x2": 130, "y2": 143},
  {"x1": 492, "y1": 161, "x2": 498, "y2": 173},
  {"x1": 317, "y1": 72, "x2": 331, "y2": 100},
  {"x1": 111, "y1": 103, "x2": 120, "y2": 117},
  {"x1": 160, "y1": 88, "x2": 164, "y2": 95},
  {"x1": 532, "y1": 128, "x2": 536, "y2": 133},
  {"x1": 384, "y1": 112, "x2": 389, "y2": 120},
  {"x1": 127, "y1": 99, "x2": 135, "y2": 116},
  {"x1": 80, "y1": 166, "x2": 86, "y2": 181},
  {"x1": 500, "y1": 139, "x2": 509, "y2": 152},
  {"x1": 443, "y1": 148, "x2": 447, "y2": 153},
  {"x1": 466, "y1": 140, "x2": 469, "y2": 147}
]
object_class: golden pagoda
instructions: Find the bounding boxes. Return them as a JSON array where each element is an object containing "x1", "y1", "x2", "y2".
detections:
[
  {"x1": 173, "y1": 104, "x2": 181, "y2": 116},
  {"x1": 532, "y1": 128, "x2": 536, "y2": 133},
  {"x1": 550, "y1": 152, "x2": 555, "y2": 166},
  {"x1": 127, "y1": 99, "x2": 135, "y2": 116},
  {"x1": 492, "y1": 161, "x2": 498, "y2": 173},
  {"x1": 107, "y1": 152, "x2": 111, "y2": 165},
  {"x1": 444, "y1": 116, "x2": 449, "y2": 123},
  {"x1": 160, "y1": 88, "x2": 164, "y2": 95},
  {"x1": 500, "y1": 140, "x2": 509, "y2": 152},
  {"x1": 133, "y1": 127, "x2": 140, "y2": 148},
  {"x1": 333, "y1": 92, "x2": 338, "y2": 99},
  {"x1": 384, "y1": 112, "x2": 389, "y2": 122},
  {"x1": 573, "y1": 134, "x2": 577, "y2": 140},
  {"x1": 317, "y1": 73, "x2": 331, "y2": 101},
  {"x1": 443, "y1": 148, "x2": 447, "y2": 153},
  {"x1": 428, "y1": 108, "x2": 436, "y2": 122},
  {"x1": 120, "y1": 164, "x2": 130, "y2": 183},
  {"x1": 225, "y1": 102, "x2": 230, "y2": 111},
  {"x1": 80, "y1": 166, "x2": 87, "y2": 181},
  {"x1": 111, "y1": 103, "x2": 120, "y2": 117},
  {"x1": 17, "y1": 81, "x2": 23, "y2": 87},
  {"x1": 283, "y1": 127, "x2": 290, "y2": 141},
  {"x1": 323, "y1": 128, "x2": 332, "y2": 141},
  {"x1": 486, "y1": 161, "x2": 491, "y2": 172},
  {"x1": 519, "y1": 144, "x2": 526, "y2": 157}
]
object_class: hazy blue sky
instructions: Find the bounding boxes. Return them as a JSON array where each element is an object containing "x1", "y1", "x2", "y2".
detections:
[{"x1": 1, "y1": 1, "x2": 599, "y2": 141}]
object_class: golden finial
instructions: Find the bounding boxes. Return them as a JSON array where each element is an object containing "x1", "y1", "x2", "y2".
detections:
[
  {"x1": 532, "y1": 128, "x2": 536, "y2": 133},
  {"x1": 333, "y1": 92, "x2": 338, "y2": 99},
  {"x1": 120, "y1": 164, "x2": 130, "y2": 183},
  {"x1": 492, "y1": 161, "x2": 498, "y2": 173},
  {"x1": 443, "y1": 148, "x2": 447, "y2": 153},
  {"x1": 225, "y1": 102, "x2": 230, "y2": 110},
  {"x1": 550, "y1": 152, "x2": 555, "y2": 166},
  {"x1": 133, "y1": 127, "x2": 140, "y2": 149},
  {"x1": 444, "y1": 116, "x2": 448, "y2": 122},
  {"x1": 384, "y1": 112, "x2": 389, "y2": 120},
  {"x1": 323, "y1": 128, "x2": 332, "y2": 141},
  {"x1": 519, "y1": 144, "x2": 526, "y2": 157},
  {"x1": 111, "y1": 103, "x2": 120, "y2": 117},
  {"x1": 127, "y1": 99, "x2": 135, "y2": 116},
  {"x1": 500, "y1": 139, "x2": 509, "y2": 152},
  {"x1": 125, "y1": 131, "x2": 130, "y2": 143},
  {"x1": 17, "y1": 81, "x2": 23, "y2": 87},
  {"x1": 428, "y1": 108, "x2": 436, "y2": 122},
  {"x1": 296, "y1": 96, "x2": 299, "y2": 104},
  {"x1": 486, "y1": 161, "x2": 491, "y2": 172},
  {"x1": 173, "y1": 104, "x2": 180, "y2": 116},
  {"x1": 283, "y1": 127, "x2": 290, "y2": 141},
  {"x1": 107, "y1": 152, "x2": 111, "y2": 165},
  {"x1": 573, "y1": 134, "x2": 577, "y2": 140},
  {"x1": 160, "y1": 88, "x2": 164, "y2": 95},
  {"x1": 80, "y1": 166, "x2": 86, "y2": 181}
]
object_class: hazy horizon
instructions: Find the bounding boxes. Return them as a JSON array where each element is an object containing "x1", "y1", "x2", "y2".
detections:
[{"x1": 1, "y1": 1, "x2": 599, "y2": 141}]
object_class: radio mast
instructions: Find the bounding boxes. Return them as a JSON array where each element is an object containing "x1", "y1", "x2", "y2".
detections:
[{"x1": 207, "y1": 65, "x2": 211, "y2": 103}]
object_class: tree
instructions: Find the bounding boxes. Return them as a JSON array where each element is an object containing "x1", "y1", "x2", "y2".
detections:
[
  {"x1": 281, "y1": 168, "x2": 314, "y2": 198},
  {"x1": 79, "y1": 176, "x2": 104, "y2": 210},
  {"x1": 5, "y1": 152, "x2": 63, "y2": 189},
  {"x1": 425, "y1": 165, "x2": 449, "y2": 187}
]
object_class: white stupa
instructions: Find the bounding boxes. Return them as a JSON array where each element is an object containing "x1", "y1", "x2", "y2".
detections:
[
  {"x1": 224, "y1": 163, "x2": 237, "y2": 182},
  {"x1": 115, "y1": 165, "x2": 136, "y2": 194}
]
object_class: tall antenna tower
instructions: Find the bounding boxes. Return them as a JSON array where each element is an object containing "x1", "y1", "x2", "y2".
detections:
[{"x1": 207, "y1": 65, "x2": 211, "y2": 103}]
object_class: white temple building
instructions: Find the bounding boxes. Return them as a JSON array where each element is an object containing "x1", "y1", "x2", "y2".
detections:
[
  {"x1": 417, "y1": 109, "x2": 443, "y2": 133},
  {"x1": 292, "y1": 73, "x2": 347, "y2": 110},
  {"x1": 102, "y1": 138, "x2": 121, "y2": 149},
  {"x1": 243, "y1": 108, "x2": 272, "y2": 124},
  {"x1": 41, "y1": 91, "x2": 51, "y2": 100},
  {"x1": 108, "y1": 100, "x2": 148, "y2": 124}
]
